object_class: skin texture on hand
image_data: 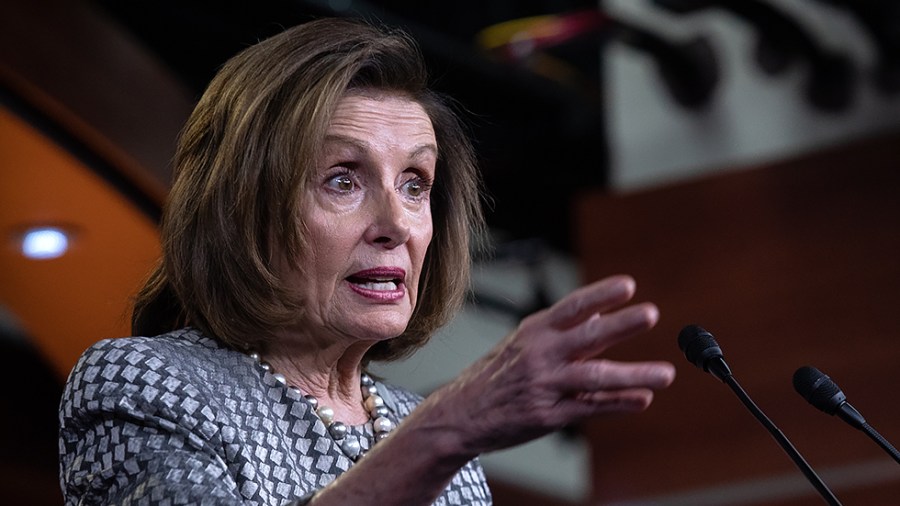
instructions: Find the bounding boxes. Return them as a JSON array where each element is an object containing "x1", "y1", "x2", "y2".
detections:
[
  {"x1": 311, "y1": 275, "x2": 676, "y2": 506},
  {"x1": 422, "y1": 274, "x2": 676, "y2": 457}
]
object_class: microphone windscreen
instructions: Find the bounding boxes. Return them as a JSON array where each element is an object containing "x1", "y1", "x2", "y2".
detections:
[
  {"x1": 793, "y1": 366, "x2": 845, "y2": 415},
  {"x1": 678, "y1": 325, "x2": 722, "y2": 369}
]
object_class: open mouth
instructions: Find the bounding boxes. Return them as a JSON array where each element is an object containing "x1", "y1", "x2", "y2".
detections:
[
  {"x1": 347, "y1": 276, "x2": 402, "y2": 291},
  {"x1": 346, "y1": 267, "x2": 406, "y2": 293}
]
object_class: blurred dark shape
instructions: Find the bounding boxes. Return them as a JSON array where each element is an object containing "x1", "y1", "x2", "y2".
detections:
[
  {"x1": 654, "y1": 0, "x2": 858, "y2": 112},
  {"x1": 609, "y1": 19, "x2": 719, "y2": 109},
  {"x1": 0, "y1": 324, "x2": 64, "y2": 504},
  {"x1": 478, "y1": 9, "x2": 720, "y2": 109},
  {"x1": 816, "y1": 0, "x2": 900, "y2": 94}
]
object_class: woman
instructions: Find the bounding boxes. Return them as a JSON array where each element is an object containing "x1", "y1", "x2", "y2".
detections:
[{"x1": 59, "y1": 18, "x2": 675, "y2": 505}]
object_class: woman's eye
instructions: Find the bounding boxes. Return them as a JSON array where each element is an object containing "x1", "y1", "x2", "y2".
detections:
[
  {"x1": 405, "y1": 180, "x2": 422, "y2": 197},
  {"x1": 327, "y1": 174, "x2": 355, "y2": 192},
  {"x1": 402, "y1": 177, "x2": 431, "y2": 198}
]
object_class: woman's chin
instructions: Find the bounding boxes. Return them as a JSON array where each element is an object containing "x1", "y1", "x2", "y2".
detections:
[
  {"x1": 346, "y1": 292, "x2": 413, "y2": 324},
  {"x1": 361, "y1": 323, "x2": 410, "y2": 343},
  {"x1": 340, "y1": 311, "x2": 411, "y2": 343}
]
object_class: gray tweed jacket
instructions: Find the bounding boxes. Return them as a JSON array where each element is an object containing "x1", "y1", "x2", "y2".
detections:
[{"x1": 59, "y1": 328, "x2": 491, "y2": 505}]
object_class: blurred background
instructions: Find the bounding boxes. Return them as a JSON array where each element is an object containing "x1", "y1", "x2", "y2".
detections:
[{"x1": 2, "y1": 0, "x2": 899, "y2": 504}]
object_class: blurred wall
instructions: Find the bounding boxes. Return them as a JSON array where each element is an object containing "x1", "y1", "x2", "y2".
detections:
[{"x1": 604, "y1": 0, "x2": 900, "y2": 191}]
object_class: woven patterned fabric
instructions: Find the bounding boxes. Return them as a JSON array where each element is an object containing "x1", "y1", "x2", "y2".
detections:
[{"x1": 59, "y1": 328, "x2": 492, "y2": 505}]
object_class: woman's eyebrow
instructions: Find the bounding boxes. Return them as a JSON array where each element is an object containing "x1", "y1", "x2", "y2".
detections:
[
  {"x1": 409, "y1": 143, "x2": 438, "y2": 161},
  {"x1": 322, "y1": 134, "x2": 368, "y2": 153}
]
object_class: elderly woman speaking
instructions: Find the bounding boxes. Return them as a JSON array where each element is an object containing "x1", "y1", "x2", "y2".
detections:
[{"x1": 59, "y1": 18, "x2": 675, "y2": 506}]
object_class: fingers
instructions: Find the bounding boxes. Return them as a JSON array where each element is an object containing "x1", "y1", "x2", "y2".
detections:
[
  {"x1": 544, "y1": 275, "x2": 637, "y2": 330},
  {"x1": 565, "y1": 389, "x2": 658, "y2": 415},
  {"x1": 554, "y1": 359, "x2": 676, "y2": 393},
  {"x1": 449, "y1": 274, "x2": 674, "y2": 452},
  {"x1": 553, "y1": 302, "x2": 659, "y2": 360},
  {"x1": 551, "y1": 362, "x2": 675, "y2": 421},
  {"x1": 543, "y1": 388, "x2": 662, "y2": 428}
]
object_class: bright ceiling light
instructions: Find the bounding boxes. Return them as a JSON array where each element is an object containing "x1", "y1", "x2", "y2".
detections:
[{"x1": 21, "y1": 227, "x2": 70, "y2": 259}]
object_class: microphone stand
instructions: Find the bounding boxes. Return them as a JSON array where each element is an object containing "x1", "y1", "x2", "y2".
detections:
[
  {"x1": 723, "y1": 374, "x2": 842, "y2": 506},
  {"x1": 859, "y1": 422, "x2": 900, "y2": 466},
  {"x1": 680, "y1": 327, "x2": 844, "y2": 505}
]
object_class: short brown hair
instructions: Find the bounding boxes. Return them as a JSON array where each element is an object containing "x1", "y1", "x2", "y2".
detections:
[{"x1": 132, "y1": 18, "x2": 485, "y2": 362}]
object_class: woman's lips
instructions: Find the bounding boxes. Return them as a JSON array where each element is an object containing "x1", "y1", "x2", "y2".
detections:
[{"x1": 346, "y1": 267, "x2": 406, "y2": 301}]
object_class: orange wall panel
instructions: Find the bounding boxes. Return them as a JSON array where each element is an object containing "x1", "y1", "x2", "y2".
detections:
[{"x1": 0, "y1": 106, "x2": 160, "y2": 379}]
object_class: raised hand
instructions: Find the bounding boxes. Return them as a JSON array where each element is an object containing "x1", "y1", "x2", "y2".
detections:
[{"x1": 427, "y1": 275, "x2": 676, "y2": 456}]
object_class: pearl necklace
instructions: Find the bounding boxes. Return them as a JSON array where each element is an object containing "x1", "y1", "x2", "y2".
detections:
[{"x1": 248, "y1": 352, "x2": 396, "y2": 460}]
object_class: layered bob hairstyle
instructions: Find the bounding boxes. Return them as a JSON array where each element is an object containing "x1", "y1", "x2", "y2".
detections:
[{"x1": 132, "y1": 18, "x2": 485, "y2": 362}]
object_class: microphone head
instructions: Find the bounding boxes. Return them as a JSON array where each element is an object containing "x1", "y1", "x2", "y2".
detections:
[
  {"x1": 678, "y1": 325, "x2": 724, "y2": 372},
  {"x1": 792, "y1": 366, "x2": 847, "y2": 415}
]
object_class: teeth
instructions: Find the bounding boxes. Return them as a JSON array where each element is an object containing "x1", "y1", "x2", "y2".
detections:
[{"x1": 357, "y1": 281, "x2": 398, "y2": 291}]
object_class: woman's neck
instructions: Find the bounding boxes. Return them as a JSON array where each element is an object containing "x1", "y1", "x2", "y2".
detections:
[{"x1": 264, "y1": 333, "x2": 373, "y2": 425}]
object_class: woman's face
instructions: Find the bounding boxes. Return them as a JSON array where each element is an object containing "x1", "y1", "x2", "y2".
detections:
[{"x1": 293, "y1": 93, "x2": 436, "y2": 345}]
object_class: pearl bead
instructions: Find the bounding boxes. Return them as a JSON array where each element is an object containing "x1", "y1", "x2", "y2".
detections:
[
  {"x1": 317, "y1": 406, "x2": 335, "y2": 425},
  {"x1": 341, "y1": 437, "x2": 361, "y2": 459},
  {"x1": 373, "y1": 416, "x2": 394, "y2": 434},
  {"x1": 364, "y1": 394, "x2": 384, "y2": 412},
  {"x1": 248, "y1": 353, "x2": 396, "y2": 461},
  {"x1": 328, "y1": 421, "x2": 348, "y2": 440}
]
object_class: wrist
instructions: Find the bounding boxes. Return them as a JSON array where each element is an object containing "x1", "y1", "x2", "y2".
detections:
[{"x1": 397, "y1": 383, "x2": 484, "y2": 467}]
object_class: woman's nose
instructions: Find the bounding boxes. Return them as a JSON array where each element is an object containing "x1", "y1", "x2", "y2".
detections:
[{"x1": 365, "y1": 189, "x2": 410, "y2": 248}]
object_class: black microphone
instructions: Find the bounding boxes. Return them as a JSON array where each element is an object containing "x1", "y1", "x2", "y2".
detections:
[
  {"x1": 793, "y1": 366, "x2": 900, "y2": 466},
  {"x1": 678, "y1": 325, "x2": 842, "y2": 506},
  {"x1": 677, "y1": 324, "x2": 732, "y2": 381}
]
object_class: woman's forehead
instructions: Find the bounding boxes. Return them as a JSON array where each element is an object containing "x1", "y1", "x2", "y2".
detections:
[{"x1": 324, "y1": 94, "x2": 437, "y2": 152}]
